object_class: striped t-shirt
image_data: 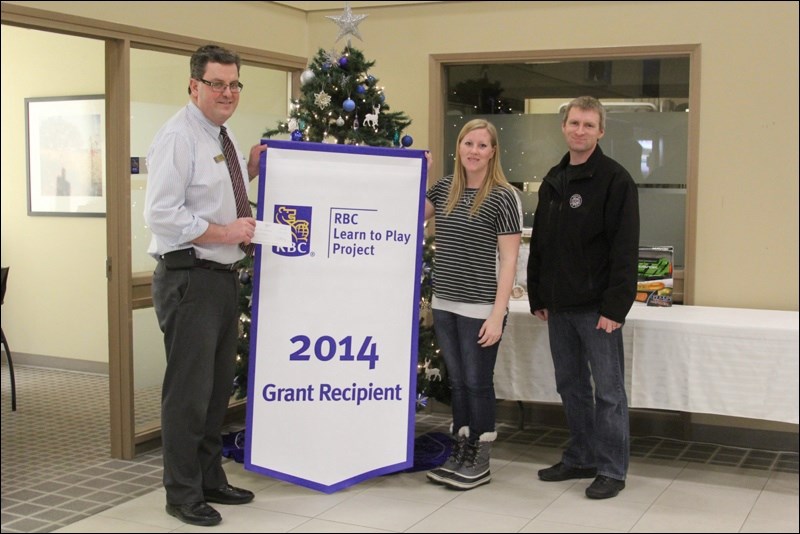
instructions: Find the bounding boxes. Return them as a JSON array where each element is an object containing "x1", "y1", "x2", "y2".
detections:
[{"x1": 427, "y1": 175, "x2": 523, "y2": 310}]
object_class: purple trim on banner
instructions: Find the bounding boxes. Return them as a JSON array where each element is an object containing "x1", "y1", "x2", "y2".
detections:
[{"x1": 246, "y1": 139, "x2": 427, "y2": 492}]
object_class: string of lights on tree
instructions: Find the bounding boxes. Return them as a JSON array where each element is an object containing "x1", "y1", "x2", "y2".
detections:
[{"x1": 233, "y1": 3, "x2": 448, "y2": 411}]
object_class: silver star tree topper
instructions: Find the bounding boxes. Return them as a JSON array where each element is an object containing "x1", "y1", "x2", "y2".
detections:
[{"x1": 326, "y1": 2, "x2": 368, "y2": 42}]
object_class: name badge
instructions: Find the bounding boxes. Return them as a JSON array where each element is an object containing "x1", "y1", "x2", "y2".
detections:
[{"x1": 213, "y1": 154, "x2": 225, "y2": 163}]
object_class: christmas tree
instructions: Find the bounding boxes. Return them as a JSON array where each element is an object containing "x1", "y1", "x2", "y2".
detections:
[
  {"x1": 416, "y1": 233, "x2": 450, "y2": 410},
  {"x1": 232, "y1": 254, "x2": 254, "y2": 400},
  {"x1": 263, "y1": 46, "x2": 412, "y2": 146}
]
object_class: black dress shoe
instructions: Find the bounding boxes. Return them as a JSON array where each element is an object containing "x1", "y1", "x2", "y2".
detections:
[
  {"x1": 538, "y1": 461, "x2": 597, "y2": 481},
  {"x1": 203, "y1": 484, "x2": 255, "y2": 505},
  {"x1": 585, "y1": 475, "x2": 625, "y2": 499},
  {"x1": 165, "y1": 502, "x2": 221, "y2": 526}
]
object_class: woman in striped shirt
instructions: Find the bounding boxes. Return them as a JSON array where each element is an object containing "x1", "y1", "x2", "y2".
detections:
[{"x1": 424, "y1": 119, "x2": 523, "y2": 490}]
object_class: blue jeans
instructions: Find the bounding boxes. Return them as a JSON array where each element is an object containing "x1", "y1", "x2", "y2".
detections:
[
  {"x1": 432, "y1": 309, "x2": 505, "y2": 439},
  {"x1": 547, "y1": 310, "x2": 629, "y2": 480}
]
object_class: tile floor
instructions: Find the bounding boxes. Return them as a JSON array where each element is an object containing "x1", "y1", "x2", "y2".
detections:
[{"x1": 2, "y1": 364, "x2": 798, "y2": 533}]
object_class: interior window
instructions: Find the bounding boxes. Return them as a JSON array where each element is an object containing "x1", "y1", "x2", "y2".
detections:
[{"x1": 443, "y1": 58, "x2": 690, "y2": 268}]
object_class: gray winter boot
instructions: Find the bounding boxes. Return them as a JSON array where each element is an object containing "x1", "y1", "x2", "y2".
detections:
[
  {"x1": 426, "y1": 426, "x2": 469, "y2": 484},
  {"x1": 441, "y1": 431, "x2": 496, "y2": 490}
]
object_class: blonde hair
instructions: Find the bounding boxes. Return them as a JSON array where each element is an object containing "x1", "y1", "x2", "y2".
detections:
[{"x1": 445, "y1": 118, "x2": 513, "y2": 216}]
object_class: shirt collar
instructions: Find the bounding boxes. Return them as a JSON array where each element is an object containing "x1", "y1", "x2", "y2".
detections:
[{"x1": 186, "y1": 101, "x2": 226, "y2": 138}]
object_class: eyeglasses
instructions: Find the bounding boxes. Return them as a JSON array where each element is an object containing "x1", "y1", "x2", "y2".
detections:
[{"x1": 197, "y1": 78, "x2": 244, "y2": 93}]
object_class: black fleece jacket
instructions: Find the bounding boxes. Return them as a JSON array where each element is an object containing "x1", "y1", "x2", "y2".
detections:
[{"x1": 526, "y1": 145, "x2": 640, "y2": 324}]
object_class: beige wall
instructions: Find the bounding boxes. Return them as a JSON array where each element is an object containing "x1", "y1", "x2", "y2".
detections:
[
  {"x1": 8, "y1": 0, "x2": 308, "y2": 56},
  {"x1": 1, "y1": 27, "x2": 108, "y2": 363},
  {"x1": 1, "y1": 1, "x2": 798, "y2": 367},
  {"x1": 304, "y1": 1, "x2": 799, "y2": 311}
]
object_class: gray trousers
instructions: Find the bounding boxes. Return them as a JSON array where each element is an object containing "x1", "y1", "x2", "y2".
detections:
[{"x1": 151, "y1": 261, "x2": 240, "y2": 504}]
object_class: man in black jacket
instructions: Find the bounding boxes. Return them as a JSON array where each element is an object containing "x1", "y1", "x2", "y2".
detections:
[{"x1": 527, "y1": 96, "x2": 639, "y2": 499}]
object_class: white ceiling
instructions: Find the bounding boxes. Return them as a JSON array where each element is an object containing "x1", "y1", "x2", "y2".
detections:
[{"x1": 270, "y1": 1, "x2": 442, "y2": 12}]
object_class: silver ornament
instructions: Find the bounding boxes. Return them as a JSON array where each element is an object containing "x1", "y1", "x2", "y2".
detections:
[{"x1": 300, "y1": 69, "x2": 315, "y2": 86}]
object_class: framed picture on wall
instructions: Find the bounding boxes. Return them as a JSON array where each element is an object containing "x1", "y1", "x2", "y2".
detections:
[{"x1": 25, "y1": 95, "x2": 106, "y2": 217}]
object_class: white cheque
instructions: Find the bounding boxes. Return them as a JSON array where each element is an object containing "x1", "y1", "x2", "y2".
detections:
[{"x1": 251, "y1": 221, "x2": 292, "y2": 247}]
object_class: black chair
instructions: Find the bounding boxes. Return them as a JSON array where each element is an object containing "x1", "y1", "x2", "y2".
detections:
[{"x1": 1, "y1": 266, "x2": 16, "y2": 411}]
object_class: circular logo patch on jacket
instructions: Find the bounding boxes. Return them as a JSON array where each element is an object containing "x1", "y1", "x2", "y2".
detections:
[{"x1": 569, "y1": 194, "x2": 582, "y2": 208}]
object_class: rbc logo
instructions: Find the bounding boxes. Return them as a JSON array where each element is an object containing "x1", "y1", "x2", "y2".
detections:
[{"x1": 272, "y1": 205, "x2": 312, "y2": 257}]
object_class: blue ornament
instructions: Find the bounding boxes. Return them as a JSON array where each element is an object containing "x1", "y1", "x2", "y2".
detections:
[
  {"x1": 291, "y1": 129, "x2": 303, "y2": 141},
  {"x1": 367, "y1": 75, "x2": 376, "y2": 84},
  {"x1": 322, "y1": 62, "x2": 331, "y2": 71},
  {"x1": 343, "y1": 98, "x2": 356, "y2": 112},
  {"x1": 401, "y1": 135, "x2": 413, "y2": 148},
  {"x1": 356, "y1": 84, "x2": 366, "y2": 94},
  {"x1": 338, "y1": 56, "x2": 348, "y2": 68},
  {"x1": 379, "y1": 93, "x2": 385, "y2": 103}
]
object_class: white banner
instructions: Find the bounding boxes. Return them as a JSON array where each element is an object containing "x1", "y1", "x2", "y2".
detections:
[{"x1": 245, "y1": 140, "x2": 427, "y2": 493}]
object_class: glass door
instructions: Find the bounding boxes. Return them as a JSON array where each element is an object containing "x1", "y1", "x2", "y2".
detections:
[{"x1": 130, "y1": 47, "x2": 292, "y2": 438}]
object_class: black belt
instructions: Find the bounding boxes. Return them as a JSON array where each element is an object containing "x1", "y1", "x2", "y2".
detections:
[{"x1": 193, "y1": 259, "x2": 241, "y2": 272}]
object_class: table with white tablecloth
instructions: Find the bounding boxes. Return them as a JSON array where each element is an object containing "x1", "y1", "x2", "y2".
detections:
[{"x1": 495, "y1": 300, "x2": 799, "y2": 424}]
